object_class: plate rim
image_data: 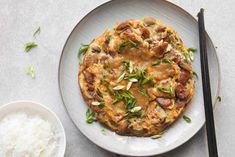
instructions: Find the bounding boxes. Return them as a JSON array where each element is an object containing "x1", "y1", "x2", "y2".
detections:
[{"x1": 58, "y1": 0, "x2": 221, "y2": 156}]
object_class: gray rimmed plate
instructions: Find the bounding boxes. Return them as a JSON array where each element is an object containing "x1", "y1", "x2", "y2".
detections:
[{"x1": 58, "y1": 0, "x2": 220, "y2": 156}]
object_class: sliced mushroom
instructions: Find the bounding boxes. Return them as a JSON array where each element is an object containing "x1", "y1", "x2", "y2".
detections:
[
  {"x1": 99, "y1": 55, "x2": 109, "y2": 64},
  {"x1": 179, "y1": 61, "x2": 192, "y2": 71},
  {"x1": 141, "y1": 27, "x2": 150, "y2": 39},
  {"x1": 116, "y1": 22, "x2": 130, "y2": 31},
  {"x1": 177, "y1": 69, "x2": 192, "y2": 85},
  {"x1": 165, "y1": 50, "x2": 181, "y2": 63},
  {"x1": 83, "y1": 70, "x2": 94, "y2": 84},
  {"x1": 156, "y1": 98, "x2": 172, "y2": 109},
  {"x1": 155, "y1": 26, "x2": 166, "y2": 33},
  {"x1": 92, "y1": 46, "x2": 101, "y2": 53},
  {"x1": 143, "y1": 17, "x2": 156, "y2": 26},
  {"x1": 151, "y1": 41, "x2": 168, "y2": 58},
  {"x1": 175, "y1": 83, "x2": 189, "y2": 100}
]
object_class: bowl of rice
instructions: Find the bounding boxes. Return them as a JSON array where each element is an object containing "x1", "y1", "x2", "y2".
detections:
[{"x1": 0, "y1": 101, "x2": 66, "y2": 157}]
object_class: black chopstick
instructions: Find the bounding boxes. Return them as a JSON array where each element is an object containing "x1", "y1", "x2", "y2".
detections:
[{"x1": 198, "y1": 8, "x2": 218, "y2": 157}]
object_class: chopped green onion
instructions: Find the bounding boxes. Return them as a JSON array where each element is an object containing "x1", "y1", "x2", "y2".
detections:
[
  {"x1": 129, "y1": 61, "x2": 134, "y2": 73},
  {"x1": 217, "y1": 96, "x2": 221, "y2": 102},
  {"x1": 113, "y1": 85, "x2": 125, "y2": 90},
  {"x1": 162, "y1": 57, "x2": 172, "y2": 64},
  {"x1": 126, "y1": 66, "x2": 146, "y2": 84},
  {"x1": 100, "y1": 127, "x2": 106, "y2": 135},
  {"x1": 130, "y1": 106, "x2": 142, "y2": 113},
  {"x1": 108, "y1": 87, "x2": 115, "y2": 95},
  {"x1": 117, "y1": 71, "x2": 126, "y2": 83},
  {"x1": 24, "y1": 66, "x2": 35, "y2": 78},
  {"x1": 78, "y1": 40, "x2": 94, "y2": 64},
  {"x1": 79, "y1": 44, "x2": 89, "y2": 55},
  {"x1": 96, "y1": 88, "x2": 103, "y2": 98},
  {"x1": 112, "y1": 98, "x2": 119, "y2": 104},
  {"x1": 192, "y1": 71, "x2": 198, "y2": 78},
  {"x1": 24, "y1": 42, "x2": 38, "y2": 52},
  {"x1": 91, "y1": 101, "x2": 105, "y2": 107},
  {"x1": 102, "y1": 75, "x2": 110, "y2": 82},
  {"x1": 151, "y1": 134, "x2": 161, "y2": 139},
  {"x1": 86, "y1": 109, "x2": 96, "y2": 124},
  {"x1": 158, "y1": 86, "x2": 175, "y2": 96},
  {"x1": 183, "y1": 52, "x2": 193, "y2": 62},
  {"x1": 187, "y1": 47, "x2": 197, "y2": 53},
  {"x1": 103, "y1": 61, "x2": 111, "y2": 72},
  {"x1": 142, "y1": 76, "x2": 153, "y2": 85},
  {"x1": 118, "y1": 40, "x2": 138, "y2": 52},
  {"x1": 152, "y1": 60, "x2": 161, "y2": 66},
  {"x1": 169, "y1": 86, "x2": 175, "y2": 96},
  {"x1": 91, "y1": 101, "x2": 100, "y2": 106},
  {"x1": 126, "y1": 81, "x2": 133, "y2": 90},
  {"x1": 140, "y1": 110, "x2": 145, "y2": 118},
  {"x1": 129, "y1": 78, "x2": 138, "y2": 82},
  {"x1": 33, "y1": 27, "x2": 41, "y2": 37},
  {"x1": 183, "y1": 115, "x2": 191, "y2": 123},
  {"x1": 189, "y1": 51, "x2": 194, "y2": 61}
]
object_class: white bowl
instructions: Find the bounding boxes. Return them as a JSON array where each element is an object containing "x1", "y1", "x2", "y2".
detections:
[{"x1": 0, "y1": 101, "x2": 66, "y2": 157}]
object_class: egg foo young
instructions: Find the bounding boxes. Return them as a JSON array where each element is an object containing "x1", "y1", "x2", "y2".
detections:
[{"x1": 78, "y1": 17, "x2": 195, "y2": 136}]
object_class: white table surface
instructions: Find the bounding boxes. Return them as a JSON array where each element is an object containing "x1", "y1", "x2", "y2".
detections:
[{"x1": 0, "y1": 0, "x2": 234, "y2": 156}]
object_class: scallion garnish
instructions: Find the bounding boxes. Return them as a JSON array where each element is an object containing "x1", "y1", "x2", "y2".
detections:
[
  {"x1": 129, "y1": 78, "x2": 138, "y2": 82},
  {"x1": 24, "y1": 42, "x2": 38, "y2": 52},
  {"x1": 152, "y1": 60, "x2": 161, "y2": 66},
  {"x1": 183, "y1": 52, "x2": 194, "y2": 62},
  {"x1": 162, "y1": 57, "x2": 172, "y2": 64},
  {"x1": 126, "y1": 81, "x2": 133, "y2": 90},
  {"x1": 158, "y1": 86, "x2": 175, "y2": 96},
  {"x1": 117, "y1": 71, "x2": 126, "y2": 83},
  {"x1": 86, "y1": 109, "x2": 96, "y2": 124},
  {"x1": 118, "y1": 40, "x2": 138, "y2": 52},
  {"x1": 113, "y1": 85, "x2": 125, "y2": 90},
  {"x1": 91, "y1": 101, "x2": 105, "y2": 107},
  {"x1": 140, "y1": 110, "x2": 145, "y2": 118},
  {"x1": 192, "y1": 71, "x2": 198, "y2": 78},
  {"x1": 24, "y1": 66, "x2": 35, "y2": 78},
  {"x1": 183, "y1": 115, "x2": 191, "y2": 123},
  {"x1": 96, "y1": 88, "x2": 103, "y2": 98},
  {"x1": 78, "y1": 40, "x2": 94, "y2": 64},
  {"x1": 130, "y1": 106, "x2": 142, "y2": 113},
  {"x1": 187, "y1": 47, "x2": 197, "y2": 53},
  {"x1": 33, "y1": 27, "x2": 41, "y2": 37},
  {"x1": 100, "y1": 127, "x2": 106, "y2": 135},
  {"x1": 151, "y1": 134, "x2": 161, "y2": 139},
  {"x1": 79, "y1": 44, "x2": 89, "y2": 55},
  {"x1": 129, "y1": 61, "x2": 134, "y2": 73},
  {"x1": 217, "y1": 96, "x2": 221, "y2": 102},
  {"x1": 125, "y1": 66, "x2": 146, "y2": 84},
  {"x1": 142, "y1": 76, "x2": 153, "y2": 85}
]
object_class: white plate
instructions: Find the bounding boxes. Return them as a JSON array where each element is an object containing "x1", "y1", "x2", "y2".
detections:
[
  {"x1": 58, "y1": 0, "x2": 220, "y2": 156},
  {"x1": 0, "y1": 101, "x2": 66, "y2": 157}
]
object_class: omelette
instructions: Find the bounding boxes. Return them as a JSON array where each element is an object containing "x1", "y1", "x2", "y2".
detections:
[{"x1": 78, "y1": 17, "x2": 195, "y2": 137}]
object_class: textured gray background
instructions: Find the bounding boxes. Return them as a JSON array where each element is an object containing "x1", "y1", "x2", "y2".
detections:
[{"x1": 0, "y1": 0, "x2": 234, "y2": 157}]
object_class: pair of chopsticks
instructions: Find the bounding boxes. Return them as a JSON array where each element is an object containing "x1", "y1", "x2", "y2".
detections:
[{"x1": 198, "y1": 9, "x2": 218, "y2": 157}]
